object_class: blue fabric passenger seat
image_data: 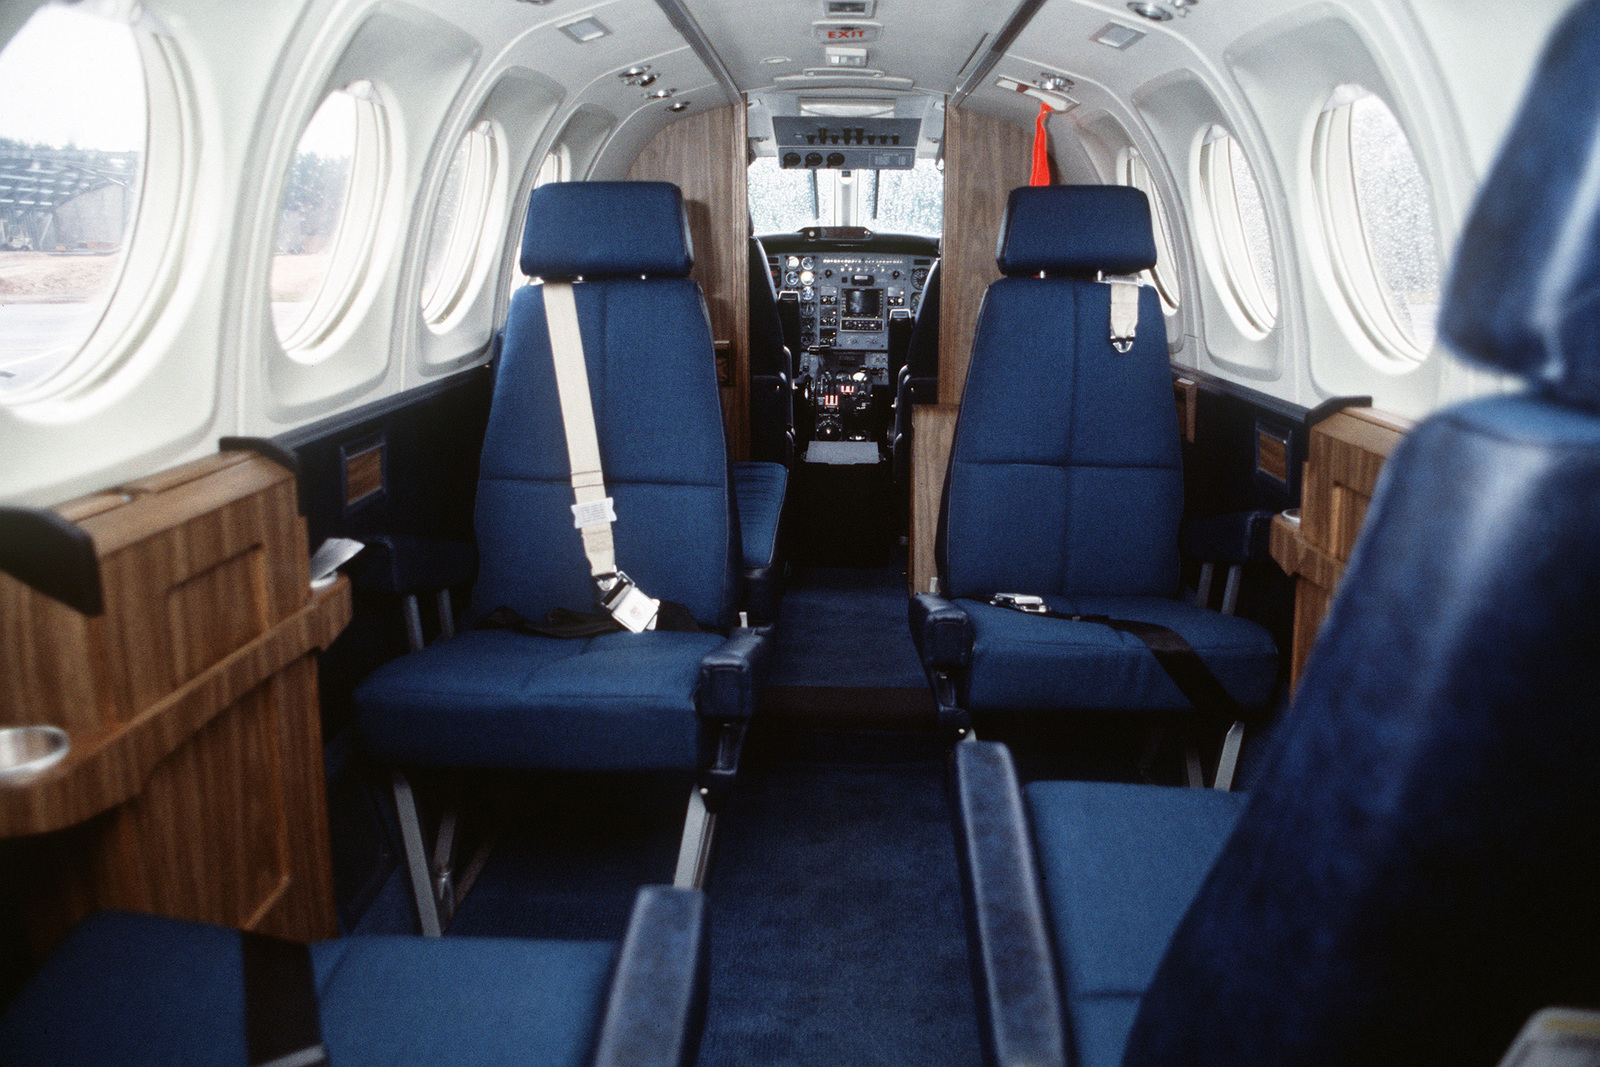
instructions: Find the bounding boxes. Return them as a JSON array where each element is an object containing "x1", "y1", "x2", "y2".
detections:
[
  {"x1": 950, "y1": 7, "x2": 1600, "y2": 1063},
  {"x1": 910, "y1": 185, "x2": 1278, "y2": 739},
  {"x1": 354, "y1": 181, "x2": 768, "y2": 929},
  {"x1": 0, "y1": 886, "x2": 706, "y2": 1067}
]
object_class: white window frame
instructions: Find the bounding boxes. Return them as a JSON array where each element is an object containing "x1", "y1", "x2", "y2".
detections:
[
  {"x1": 276, "y1": 81, "x2": 392, "y2": 360},
  {"x1": 1313, "y1": 87, "x2": 1437, "y2": 366},
  {"x1": 1116, "y1": 148, "x2": 1182, "y2": 317},
  {"x1": 1198, "y1": 127, "x2": 1277, "y2": 336},
  {"x1": 421, "y1": 120, "x2": 501, "y2": 331}
]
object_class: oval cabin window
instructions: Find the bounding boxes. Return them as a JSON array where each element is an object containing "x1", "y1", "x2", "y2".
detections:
[
  {"x1": 1315, "y1": 86, "x2": 1443, "y2": 363},
  {"x1": 1116, "y1": 149, "x2": 1182, "y2": 317},
  {"x1": 1199, "y1": 127, "x2": 1278, "y2": 335},
  {"x1": 421, "y1": 121, "x2": 500, "y2": 330},
  {"x1": 0, "y1": 5, "x2": 147, "y2": 396},
  {"x1": 271, "y1": 81, "x2": 391, "y2": 357}
]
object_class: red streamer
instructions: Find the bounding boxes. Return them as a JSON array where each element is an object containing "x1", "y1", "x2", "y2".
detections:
[{"x1": 1030, "y1": 101, "x2": 1053, "y2": 186}]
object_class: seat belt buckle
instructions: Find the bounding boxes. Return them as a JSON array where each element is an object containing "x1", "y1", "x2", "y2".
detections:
[
  {"x1": 991, "y1": 593, "x2": 1048, "y2": 614},
  {"x1": 597, "y1": 571, "x2": 660, "y2": 633}
]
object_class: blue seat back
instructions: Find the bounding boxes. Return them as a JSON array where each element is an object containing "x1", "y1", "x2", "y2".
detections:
[
  {"x1": 1124, "y1": 6, "x2": 1600, "y2": 1061},
  {"x1": 471, "y1": 181, "x2": 739, "y2": 630},
  {"x1": 937, "y1": 185, "x2": 1178, "y2": 600}
]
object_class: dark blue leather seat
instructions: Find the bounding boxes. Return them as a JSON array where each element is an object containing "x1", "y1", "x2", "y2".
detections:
[
  {"x1": 355, "y1": 182, "x2": 767, "y2": 925},
  {"x1": 910, "y1": 186, "x2": 1277, "y2": 732},
  {"x1": 0, "y1": 886, "x2": 706, "y2": 1067},
  {"x1": 951, "y1": 7, "x2": 1600, "y2": 1063}
]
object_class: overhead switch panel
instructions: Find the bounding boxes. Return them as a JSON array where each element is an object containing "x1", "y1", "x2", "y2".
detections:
[{"x1": 772, "y1": 117, "x2": 920, "y2": 169}]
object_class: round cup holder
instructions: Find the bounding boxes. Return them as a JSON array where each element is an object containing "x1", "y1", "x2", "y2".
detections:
[{"x1": 0, "y1": 725, "x2": 71, "y2": 783}]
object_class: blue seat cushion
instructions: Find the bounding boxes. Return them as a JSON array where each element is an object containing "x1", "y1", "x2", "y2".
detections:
[
  {"x1": 0, "y1": 911, "x2": 616, "y2": 1067},
  {"x1": 730, "y1": 461, "x2": 785, "y2": 574},
  {"x1": 1025, "y1": 781, "x2": 1246, "y2": 1067},
  {"x1": 355, "y1": 628, "x2": 727, "y2": 771},
  {"x1": 960, "y1": 596, "x2": 1279, "y2": 713}
]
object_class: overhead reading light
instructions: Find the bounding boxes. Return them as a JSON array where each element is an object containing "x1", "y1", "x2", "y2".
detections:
[
  {"x1": 1128, "y1": 0, "x2": 1200, "y2": 20},
  {"x1": 1127, "y1": 2, "x2": 1173, "y2": 21},
  {"x1": 1093, "y1": 22, "x2": 1147, "y2": 49},
  {"x1": 1036, "y1": 73, "x2": 1074, "y2": 93},
  {"x1": 558, "y1": 16, "x2": 610, "y2": 43},
  {"x1": 647, "y1": 87, "x2": 677, "y2": 99},
  {"x1": 996, "y1": 75, "x2": 1076, "y2": 112},
  {"x1": 618, "y1": 65, "x2": 652, "y2": 83},
  {"x1": 668, "y1": 101, "x2": 692, "y2": 112},
  {"x1": 514, "y1": 0, "x2": 555, "y2": 4}
]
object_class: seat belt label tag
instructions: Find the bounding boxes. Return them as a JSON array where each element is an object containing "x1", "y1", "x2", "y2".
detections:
[{"x1": 571, "y1": 497, "x2": 618, "y2": 529}]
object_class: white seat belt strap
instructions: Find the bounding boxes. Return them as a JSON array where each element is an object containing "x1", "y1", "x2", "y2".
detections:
[
  {"x1": 543, "y1": 281, "x2": 659, "y2": 632},
  {"x1": 1101, "y1": 273, "x2": 1142, "y2": 354}
]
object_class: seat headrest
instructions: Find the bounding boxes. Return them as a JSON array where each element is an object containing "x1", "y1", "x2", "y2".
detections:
[
  {"x1": 1438, "y1": 0, "x2": 1600, "y2": 408},
  {"x1": 519, "y1": 181, "x2": 694, "y2": 280},
  {"x1": 995, "y1": 185, "x2": 1159, "y2": 276}
]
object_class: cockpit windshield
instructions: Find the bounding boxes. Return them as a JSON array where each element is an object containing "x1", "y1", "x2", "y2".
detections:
[{"x1": 748, "y1": 157, "x2": 943, "y2": 237}]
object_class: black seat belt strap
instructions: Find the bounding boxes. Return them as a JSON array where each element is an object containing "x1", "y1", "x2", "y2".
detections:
[
  {"x1": 241, "y1": 930, "x2": 329, "y2": 1067},
  {"x1": 987, "y1": 595, "x2": 1247, "y2": 720}
]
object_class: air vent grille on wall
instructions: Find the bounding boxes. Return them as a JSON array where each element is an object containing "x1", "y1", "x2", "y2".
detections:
[
  {"x1": 772, "y1": 117, "x2": 920, "y2": 169},
  {"x1": 825, "y1": 0, "x2": 875, "y2": 16}
]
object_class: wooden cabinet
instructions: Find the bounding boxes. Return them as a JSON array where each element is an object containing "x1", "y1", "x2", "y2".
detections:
[
  {"x1": 1269, "y1": 408, "x2": 1410, "y2": 688},
  {"x1": 1, "y1": 451, "x2": 347, "y2": 959}
]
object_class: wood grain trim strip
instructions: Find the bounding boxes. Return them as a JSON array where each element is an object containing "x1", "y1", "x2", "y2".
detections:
[{"x1": 0, "y1": 578, "x2": 351, "y2": 838}]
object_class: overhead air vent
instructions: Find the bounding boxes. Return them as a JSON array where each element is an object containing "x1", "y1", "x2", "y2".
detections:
[{"x1": 772, "y1": 116, "x2": 920, "y2": 170}]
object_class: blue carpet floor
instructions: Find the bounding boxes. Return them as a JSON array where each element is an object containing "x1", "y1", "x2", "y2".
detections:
[
  {"x1": 767, "y1": 563, "x2": 926, "y2": 689},
  {"x1": 696, "y1": 728, "x2": 981, "y2": 1066}
]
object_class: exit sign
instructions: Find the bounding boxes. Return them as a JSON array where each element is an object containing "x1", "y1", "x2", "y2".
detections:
[{"x1": 813, "y1": 21, "x2": 881, "y2": 42}]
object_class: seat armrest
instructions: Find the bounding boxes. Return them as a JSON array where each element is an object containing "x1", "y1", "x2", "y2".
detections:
[
  {"x1": 951, "y1": 742, "x2": 1068, "y2": 1067},
  {"x1": 910, "y1": 592, "x2": 974, "y2": 670},
  {"x1": 350, "y1": 534, "x2": 477, "y2": 596},
  {"x1": 591, "y1": 886, "x2": 708, "y2": 1067},
  {"x1": 697, "y1": 628, "x2": 770, "y2": 722},
  {"x1": 1179, "y1": 510, "x2": 1275, "y2": 565}
]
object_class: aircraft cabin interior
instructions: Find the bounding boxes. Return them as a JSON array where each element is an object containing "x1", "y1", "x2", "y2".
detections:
[{"x1": 3, "y1": 0, "x2": 1600, "y2": 1063}]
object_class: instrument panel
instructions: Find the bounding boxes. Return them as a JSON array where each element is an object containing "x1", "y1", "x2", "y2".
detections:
[
  {"x1": 761, "y1": 230, "x2": 938, "y2": 445},
  {"x1": 767, "y1": 250, "x2": 935, "y2": 386}
]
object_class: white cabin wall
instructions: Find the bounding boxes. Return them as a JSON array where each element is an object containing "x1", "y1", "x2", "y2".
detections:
[
  {"x1": 0, "y1": 0, "x2": 315, "y2": 505},
  {"x1": 995, "y1": 0, "x2": 1572, "y2": 422}
]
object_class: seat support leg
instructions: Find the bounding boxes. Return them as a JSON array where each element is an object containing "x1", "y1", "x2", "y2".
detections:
[
  {"x1": 393, "y1": 772, "x2": 443, "y2": 936},
  {"x1": 673, "y1": 786, "x2": 716, "y2": 889},
  {"x1": 1213, "y1": 721, "x2": 1246, "y2": 791},
  {"x1": 402, "y1": 594, "x2": 426, "y2": 653},
  {"x1": 1184, "y1": 737, "x2": 1205, "y2": 789}
]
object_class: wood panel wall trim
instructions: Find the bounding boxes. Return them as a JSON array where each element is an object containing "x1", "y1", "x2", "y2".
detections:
[
  {"x1": 909, "y1": 404, "x2": 960, "y2": 595},
  {"x1": 0, "y1": 579, "x2": 350, "y2": 838},
  {"x1": 628, "y1": 103, "x2": 751, "y2": 461},
  {"x1": 938, "y1": 107, "x2": 1033, "y2": 406},
  {"x1": 1270, "y1": 406, "x2": 1413, "y2": 688},
  {"x1": 3, "y1": 449, "x2": 344, "y2": 950}
]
